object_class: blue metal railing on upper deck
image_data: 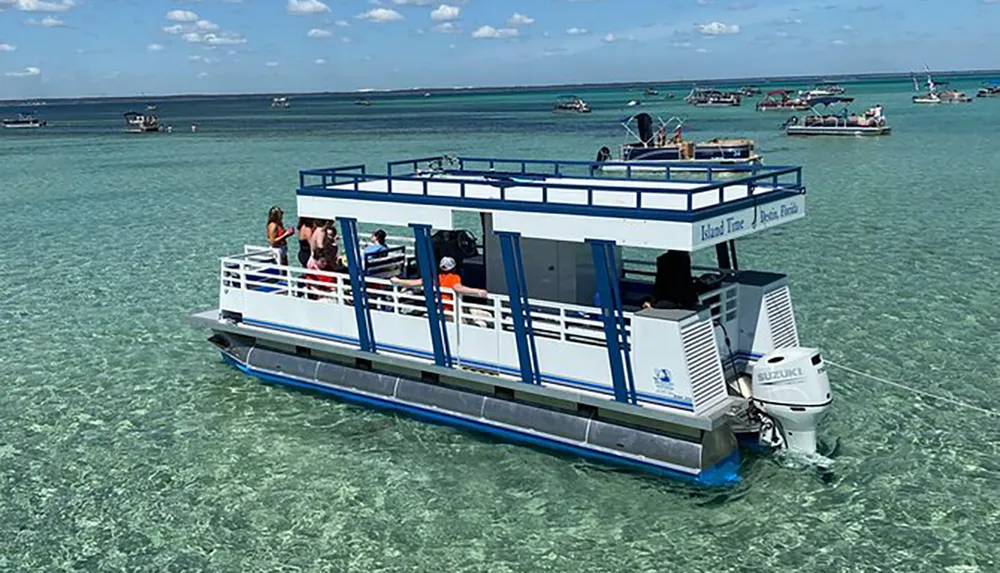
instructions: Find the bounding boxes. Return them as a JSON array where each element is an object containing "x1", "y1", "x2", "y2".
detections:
[{"x1": 298, "y1": 155, "x2": 805, "y2": 220}]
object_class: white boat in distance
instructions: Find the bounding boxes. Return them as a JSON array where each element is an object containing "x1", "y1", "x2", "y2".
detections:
[
  {"x1": 271, "y1": 96, "x2": 290, "y2": 108},
  {"x1": 124, "y1": 104, "x2": 161, "y2": 133},
  {"x1": 2, "y1": 112, "x2": 47, "y2": 129}
]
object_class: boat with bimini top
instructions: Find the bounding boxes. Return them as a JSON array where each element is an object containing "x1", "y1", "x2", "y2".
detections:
[
  {"x1": 189, "y1": 154, "x2": 835, "y2": 485},
  {"x1": 976, "y1": 80, "x2": 1000, "y2": 98},
  {"x1": 124, "y1": 105, "x2": 161, "y2": 133},
  {"x1": 685, "y1": 88, "x2": 741, "y2": 107},
  {"x1": 756, "y1": 90, "x2": 811, "y2": 112},
  {"x1": 271, "y1": 96, "x2": 290, "y2": 109},
  {"x1": 784, "y1": 97, "x2": 891, "y2": 136},
  {"x1": 595, "y1": 113, "x2": 761, "y2": 173},
  {"x1": 2, "y1": 111, "x2": 47, "y2": 129}
]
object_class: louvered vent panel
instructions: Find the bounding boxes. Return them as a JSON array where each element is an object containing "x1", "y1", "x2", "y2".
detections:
[
  {"x1": 764, "y1": 286, "x2": 799, "y2": 349},
  {"x1": 680, "y1": 320, "x2": 728, "y2": 414}
]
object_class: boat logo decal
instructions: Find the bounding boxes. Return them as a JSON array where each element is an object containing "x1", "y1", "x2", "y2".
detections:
[{"x1": 653, "y1": 368, "x2": 674, "y2": 394}]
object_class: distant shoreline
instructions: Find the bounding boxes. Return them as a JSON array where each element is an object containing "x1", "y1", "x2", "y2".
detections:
[{"x1": 3, "y1": 68, "x2": 999, "y2": 106}]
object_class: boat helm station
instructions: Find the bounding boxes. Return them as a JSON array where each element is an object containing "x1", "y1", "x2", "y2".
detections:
[{"x1": 190, "y1": 155, "x2": 833, "y2": 485}]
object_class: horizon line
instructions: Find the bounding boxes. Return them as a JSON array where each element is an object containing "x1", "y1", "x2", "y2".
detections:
[{"x1": 3, "y1": 66, "x2": 999, "y2": 105}]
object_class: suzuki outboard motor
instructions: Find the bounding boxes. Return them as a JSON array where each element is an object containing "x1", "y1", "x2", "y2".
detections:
[{"x1": 750, "y1": 347, "x2": 831, "y2": 454}]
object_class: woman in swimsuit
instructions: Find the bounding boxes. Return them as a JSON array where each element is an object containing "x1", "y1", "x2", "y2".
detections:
[
  {"x1": 296, "y1": 217, "x2": 315, "y2": 267},
  {"x1": 266, "y1": 206, "x2": 294, "y2": 266}
]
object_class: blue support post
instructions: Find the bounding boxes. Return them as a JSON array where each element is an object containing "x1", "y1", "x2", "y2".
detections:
[
  {"x1": 496, "y1": 232, "x2": 541, "y2": 385},
  {"x1": 339, "y1": 218, "x2": 376, "y2": 353},
  {"x1": 588, "y1": 239, "x2": 637, "y2": 404},
  {"x1": 411, "y1": 224, "x2": 452, "y2": 367}
]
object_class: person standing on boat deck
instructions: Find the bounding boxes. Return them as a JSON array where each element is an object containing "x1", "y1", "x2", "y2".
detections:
[
  {"x1": 391, "y1": 256, "x2": 486, "y2": 315},
  {"x1": 266, "y1": 206, "x2": 294, "y2": 266},
  {"x1": 308, "y1": 219, "x2": 331, "y2": 267},
  {"x1": 296, "y1": 217, "x2": 315, "y2": 268}
]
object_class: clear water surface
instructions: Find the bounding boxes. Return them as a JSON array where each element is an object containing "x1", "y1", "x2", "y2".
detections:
[{"x1": 1, "y1": 81, "x2": 998, "y2": 572}]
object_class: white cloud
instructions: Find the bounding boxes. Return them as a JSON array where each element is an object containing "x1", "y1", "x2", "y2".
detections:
[
  {"x1": 565, "y1": 27, "x2": 588, "y2": 35},
  {"x1": 265, "y1": 61, "x2": 279, "y2": 67},
  {"x1": 167, "y1": 10, "x2": 199, "y2": 22},
  {"x1": 696, "y1": 47, "x2": 709, "y2": 53},
  {"x1": 147, "y1": 43, "x2": 165, "y2": 51},
  {"x1": 341, "y1": 36, "x2": 352, "y2": 43},
  {"x1": 25, "y1": 15, "x2": 65, "y2": 26},
  {"x1": 196, "y1": 19, "x2": 219, "y2": 32},
  {"x1": 183, "y1": 31, "x2": 247, "y2": 45},
  {"x1": 698, "y1": 21, "x2": 739, "y2": 35},
  {"x1": 672, "y1": 40, "x2": 692, "y2": 47},
  {"x1": 334, "y1": 19, "x2": 350, "y2": 26},
  {"x1": 6, "y1": 0, "x2": 75, "y2": 13},
  {"x1": 448, "y1": 43, "x2": 456, "y2": 48},
  {"x1": 198, "y1": 71, "x2": 209, "y2": 78},
  {"x1": 392, "y1": 0, "x2": 433, "y2": 4},
  {"x1": 831, "y1": 39, "x2": 846, "y2": 45},
  {"x1": 471, "y1": 25, "x2": 517, "y2": 39},
  {"x1": 6, "y1": 66, "x2": 41, "y2": 77},
  {"x1": 163, "y1": 24, "x2": 187, "y2": 34},
  {"x1": 430, "y1": 4, "x2": 460, "y2": 21},
  {"x1": 507, "y1": 12, "x2": 534, "y2": 27},
  {"x1": 287, "y1": 0, "x2": 329, "y2": 15},
  {"x1": 433, "y1": 22, "x2": 460, "y2": 33},
  {"x1": 188, "y1": 55, "x2": 203, "y2": 61},
  {"x1": 602, "y1": 32, "x2": 615, "y2": 43},
  {"x1": 308, "y1": 28, "x2": 332, "y2": 37},
  {"x1": 358, "y1": 8, "x2": 404, "y2": 22},
  {"x1": 0, "y1": 43, "x2": 16, "y2": 52},
  {"x1": 315, "y1": 58, "x2": 326, "y2": 64}
]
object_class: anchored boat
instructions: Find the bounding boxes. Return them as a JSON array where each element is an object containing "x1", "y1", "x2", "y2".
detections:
[
  {"x1": 271, "y1": 96, "x2": 290, "y2": 109},
  {"x1": 784, "y1": 97, "x2": 891, "y2": 136},
  {"x1": 685, "y1": 88, "x2": 741, "y2": 107},
  {"x1": 596, "y1": 113, "x2": 761, "y2": 173},
  {"x1": 756, "y1": 90, "x2": 811, "y2": 112},
  {"x1": 2, "y1": 111, "x2": 46, "y2": 129},
  {"x1": 977, "y1": 80, "x2": 1000, "y2": 98},
  {"x1": 800, "y1": 81, "x2": 846, "y2": 98},
  {"x1": 190, "y1": 155, "x2": 834, "y2": 484},
  {"x1": 912, "y1": 70, "x2": 972, "y2": 104},
  {"x1": 554, "y1": 95, "x2": 592, "y2": 114},
  {"x1": 124, "y1": 105, "x2": 161, "y2": 133}
]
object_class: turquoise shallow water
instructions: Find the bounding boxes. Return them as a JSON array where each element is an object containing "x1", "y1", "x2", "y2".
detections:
[{"x1": 1, "y1": 81, "x2": 999, "y2": 572}]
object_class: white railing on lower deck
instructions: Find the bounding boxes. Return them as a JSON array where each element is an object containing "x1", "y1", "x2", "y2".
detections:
[{"x1": 218, "y1": 252, "x2": 628, "y2": 400}]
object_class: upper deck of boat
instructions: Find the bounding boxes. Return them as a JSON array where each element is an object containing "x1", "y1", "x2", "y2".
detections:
[{"x1": 297, "y1": 156, "x2": 806, "y2": 252}]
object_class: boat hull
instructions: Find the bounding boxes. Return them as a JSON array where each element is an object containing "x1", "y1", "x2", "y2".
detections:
[
  {"x1": 197, "y1": 323, "x2": 742, "y2": 486},
  {"x1": 2, "y1": 121, "x2": 45, "y2": 129},
  {"x1": 787, "y1": 125, "x2": 891, "y2": 136}
]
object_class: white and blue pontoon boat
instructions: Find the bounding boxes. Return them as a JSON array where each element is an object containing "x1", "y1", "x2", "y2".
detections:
[
  {"x1": 596, "y1": 114, "x2": 761, "y2": 174},
  {"x1": 2, "y1": 111, "x2": 47, "y2": 129},
  {"x1": 190, "y1": 156, "x2": 833, "y2": 485}
]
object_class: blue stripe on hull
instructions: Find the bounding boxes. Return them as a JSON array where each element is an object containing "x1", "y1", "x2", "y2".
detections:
[{"x1": 220, "y1": 353, "x2": 742, "y2": 486}]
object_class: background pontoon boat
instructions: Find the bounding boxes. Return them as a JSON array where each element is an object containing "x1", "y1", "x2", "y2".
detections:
[
  {"x1": 596, "y1": 113, "x2": 761, "y2": 172},
  {"x1": 737, "y1": 86, "x2": 761, "y2": 97},
  {"x1": 976, "y1": 80, "x2": 1000, "y2": 98},
  {"x1": 2, "y1": 111, "x2": 47, "y2": 129},
  {"x1": 271, "y1": 96, "x2": 290, "y2": 108},
  {"x1": 756, "y1": 90, "x2": 811, "y2": 112},
  {"x1": 191, "y1": 155, "x2": 833, "y2": 484},
  {"x1": 123, "y1": 105, "x2": 161, "y2": 133},
  {"x1": 685, "y1": 88, "x2": 741, "y2": 107},
  {"x1": 785, "y1": 97, "x2": 891, "y2": 136},
  {"x1": 801, "y1": 81, "x2": 846, "y2": 98},
  {"x1": 553, "y1": 95, "x2": 592, "y2": 113},
  {"x1": 912, "y1": 71, "x2": 971, "y2": 104}
]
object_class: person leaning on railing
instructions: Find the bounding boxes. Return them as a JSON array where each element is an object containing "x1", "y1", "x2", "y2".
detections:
[{"x1": 390, "y1": 256, "x2": 486, "y2": 314}]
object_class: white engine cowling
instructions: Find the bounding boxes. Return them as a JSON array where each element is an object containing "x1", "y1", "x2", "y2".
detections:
[{"x1": 750, "y1": 347, "x2": 832, "y2": 455}]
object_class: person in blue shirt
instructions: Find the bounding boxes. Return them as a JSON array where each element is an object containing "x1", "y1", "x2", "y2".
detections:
[{"x1": 362, "y1": 229, "x2": 388, "y2": 258}]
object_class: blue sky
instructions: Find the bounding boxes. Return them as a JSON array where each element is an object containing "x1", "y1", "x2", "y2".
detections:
[{"x1": 0, "y1": 0, "x2": 998, "y2": 98}]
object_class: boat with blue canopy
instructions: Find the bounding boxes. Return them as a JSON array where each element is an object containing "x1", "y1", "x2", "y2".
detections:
[
  {"x1": 977, "y1": 80, "x2": 1000, "y2": 98},
  {"x1": 784, "y1": 96, "x2": 891, "y2": 136},
  {"x1": 189, "y1": 155, "x2": 834, "y2": 484}
]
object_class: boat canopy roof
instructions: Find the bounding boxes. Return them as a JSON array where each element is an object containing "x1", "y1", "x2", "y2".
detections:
[
  {"x1": 985, "y1": 79, "x2": 1000, "y2": 86},
  {"x1": 295, "y1": 155, "x2": 806, "y2": 252},
  {"x1": 766, "y1": 89, "x2": 791, "y2": 95},
  {"x1": 809, "y1": 96, "x2": 854, "y2": 106}
]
